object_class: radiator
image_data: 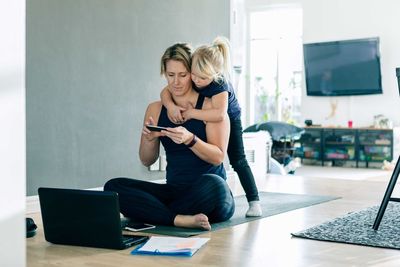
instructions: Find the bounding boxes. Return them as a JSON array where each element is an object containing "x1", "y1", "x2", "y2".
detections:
[{"x1": 242, "y1": 131, "x2": 272, "y2": 177}]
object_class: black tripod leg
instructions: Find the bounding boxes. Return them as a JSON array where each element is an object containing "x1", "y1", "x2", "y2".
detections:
[{"x1": 372, "y1": 156, "x2": 400, "y2": 230}]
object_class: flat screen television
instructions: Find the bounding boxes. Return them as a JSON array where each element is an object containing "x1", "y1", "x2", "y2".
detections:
[{"x1": 303, "y1": 37, "x2": 382, "y2": 96}]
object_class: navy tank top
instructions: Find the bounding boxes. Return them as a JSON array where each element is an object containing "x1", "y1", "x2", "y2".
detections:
[{"x1": 158, "y1": 94, "x2": 226, "y2": 186}]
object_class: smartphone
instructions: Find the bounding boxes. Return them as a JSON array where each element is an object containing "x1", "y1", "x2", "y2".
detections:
[
  {"x1": 125, "y1": 222, "x2": 156, "y2": 232},
  {"x1": 146, "y1": 125, "x2": 169, "y2": 132}
]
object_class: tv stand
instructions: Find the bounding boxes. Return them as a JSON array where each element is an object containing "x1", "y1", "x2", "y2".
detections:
[{"x1": 294, "y1": 126, "x2": 393, "y2": 168}]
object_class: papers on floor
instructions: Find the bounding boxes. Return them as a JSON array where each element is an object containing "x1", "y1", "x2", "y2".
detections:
[{"x1": 131, "y1": 236, "x2": 210, "y2": 257}]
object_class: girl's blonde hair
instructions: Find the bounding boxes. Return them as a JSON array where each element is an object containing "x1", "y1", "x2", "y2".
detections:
[
  {"x1": 192, "y1": 36, "x2": 231, "y2": 83},
  {"x1": 160, "y1": 43, "x2": 192, "y2": 75}
]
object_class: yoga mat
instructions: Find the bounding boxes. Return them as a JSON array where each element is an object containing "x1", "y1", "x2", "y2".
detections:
[
  {"x1": 134, "y1": 191, "x2": 339, "y2": 237},
  {"x1": 292, "y1": 202, "x2": 400, "y2": 250}
]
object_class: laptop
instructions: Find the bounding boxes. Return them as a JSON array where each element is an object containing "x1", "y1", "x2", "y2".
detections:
[{"x1": 38, "y1": 187, "x2": 149, "y2": 250}]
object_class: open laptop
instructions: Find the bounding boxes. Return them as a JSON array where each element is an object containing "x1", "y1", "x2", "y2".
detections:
[{"x1": 38, "y1": 187, "x2": 149, "y2": 250}]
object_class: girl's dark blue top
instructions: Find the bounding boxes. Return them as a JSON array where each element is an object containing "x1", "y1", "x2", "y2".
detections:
[
  {"x1": 158, "y1": 94, "x2": 226, "y2": 186},
  {"x1": 194, "y1": 80, "x2": 241, "y2": 120}
]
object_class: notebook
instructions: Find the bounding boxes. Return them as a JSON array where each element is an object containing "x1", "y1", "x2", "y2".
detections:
[
  {"x1": 131, "y1": 236, "x2": 210, "y2": 257},
  {"x1": 38, "y1": 187, "x2": 149, "y2": 250}
]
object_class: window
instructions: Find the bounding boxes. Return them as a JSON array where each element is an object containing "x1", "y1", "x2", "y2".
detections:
[{"x1": 249, "y1": 7, "x2": 303, "y2": 125}]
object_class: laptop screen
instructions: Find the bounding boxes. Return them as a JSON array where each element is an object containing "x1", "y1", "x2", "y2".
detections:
[{"x1": 38, "y1": 188, "x2": 126, "y2": 249}]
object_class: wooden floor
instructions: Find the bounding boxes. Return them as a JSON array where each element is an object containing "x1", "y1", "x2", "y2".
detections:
[{"x1": 27, "y1": 173, "x2": 400, "y2": 267}]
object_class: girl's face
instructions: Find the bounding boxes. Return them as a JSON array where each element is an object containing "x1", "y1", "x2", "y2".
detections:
[
  {"x1": 165, "y1": 60, "x2": 192, "y2": 96},
  {"x1": 191, "y1": 70, "x2": 213, "y2": 89}
]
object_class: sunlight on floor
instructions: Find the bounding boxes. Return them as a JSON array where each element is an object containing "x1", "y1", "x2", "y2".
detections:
[{"x1": 294, "y1": 165, "x2": 391, "y2": 181}]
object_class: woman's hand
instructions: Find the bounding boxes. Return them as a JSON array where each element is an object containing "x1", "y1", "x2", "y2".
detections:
[
  {"x1": 142, "y1": 116, "x2": 165, "y2": 142},
  {"x1": 162, "y1": 126, "x2": 194, "y2": 145}
]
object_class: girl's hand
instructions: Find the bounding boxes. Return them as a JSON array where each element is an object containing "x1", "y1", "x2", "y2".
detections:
[
  {"x1": 182, "y1": 102, "x2": 194, "y2": 121},
  {"x1": 162, "y1": 126, "x2": 194, "y2": 145},
  {"x1": 167, "y1": 104, "x2": 186, "y2": 124},
  {"x1": 142, "y1": 116, "x2": 165, "y2": 141}
]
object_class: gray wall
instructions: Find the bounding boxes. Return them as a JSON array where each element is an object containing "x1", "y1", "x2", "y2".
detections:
[{"x1": 26, "y1": 0, "x2": 230, "y2": 196}]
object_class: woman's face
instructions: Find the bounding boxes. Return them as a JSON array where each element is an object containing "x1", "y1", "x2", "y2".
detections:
[{"x1": 165, "y1": 60, "x2": 192, "y2": 96}]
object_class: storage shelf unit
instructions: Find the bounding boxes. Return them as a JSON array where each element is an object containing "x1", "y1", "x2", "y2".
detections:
[
  {"x1": 358, "y1": 129, "x2": 393, "y2": 166},
  {"x1": 294, "y1": 127, "x2": 393, "y2": 167},
  {"x1": 296, "y1": 128, "x2": 322, "y2": 161}
]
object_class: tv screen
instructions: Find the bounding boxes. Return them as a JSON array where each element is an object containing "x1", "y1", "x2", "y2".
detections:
[{"x1": 303, "y1": 37, "x2": 382, "y2": 96}]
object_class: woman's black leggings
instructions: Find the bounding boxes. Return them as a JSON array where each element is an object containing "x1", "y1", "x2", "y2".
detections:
[{"x1": 104, "y1": 174, "x2": 235, "y2": 226}]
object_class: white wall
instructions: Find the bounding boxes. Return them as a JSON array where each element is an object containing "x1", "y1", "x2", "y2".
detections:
[
  {"x1": 0, "y1": 0, "x2": 26, "y2": 266},
  {"x1": 243, "y1": 0, "x2": 400, "y2": 128},
  {"x1": 301, "y1": 0, "x2": 400, "y2": 128}
]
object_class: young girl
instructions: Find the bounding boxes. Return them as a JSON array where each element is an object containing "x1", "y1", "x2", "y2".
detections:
[{"x1": 160, "y1": 37, "x2": 262, "y2": 217}]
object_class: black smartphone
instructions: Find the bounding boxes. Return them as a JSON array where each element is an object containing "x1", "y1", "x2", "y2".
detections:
[
  {"x1": 146, "y1": 125, "x2": 168, "y2": 132},
  {"x1": 125, "y1": 222, "x2": 156, "y2": 232}
]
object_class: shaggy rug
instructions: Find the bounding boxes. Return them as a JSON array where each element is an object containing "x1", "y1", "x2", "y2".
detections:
[{"x1": 292, "y1": 202, "x2": 400, "y2": 250}]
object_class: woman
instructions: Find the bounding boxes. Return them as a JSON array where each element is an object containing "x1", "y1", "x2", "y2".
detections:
[{"x1": 104, "y1": 43, "x2": 235, "y2": 230}]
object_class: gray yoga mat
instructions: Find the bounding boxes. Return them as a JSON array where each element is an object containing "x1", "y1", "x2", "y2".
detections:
[
  {"x1": 134, "y1": 191, "x2": 339, "y2": 237},
  {"x1": 292, "y1": 202, "x2": 400, "y2": 250}
]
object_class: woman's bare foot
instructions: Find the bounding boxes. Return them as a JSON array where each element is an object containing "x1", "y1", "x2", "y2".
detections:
[{"x1": 173, "y1": 213, "x2": 211, "y2": 230}]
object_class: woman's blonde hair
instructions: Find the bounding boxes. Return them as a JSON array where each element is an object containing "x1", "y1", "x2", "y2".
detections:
[
  {"x1": 192, "y1": 36, "x2": 231, "y2": 83},
  {"x1": 160, "y1": 43, "x2": 192, "y2": 75}
]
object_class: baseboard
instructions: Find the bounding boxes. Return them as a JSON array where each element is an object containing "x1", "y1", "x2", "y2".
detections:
[{"x1": 26, "y1": 195, "x2": 40, "y2": 215}]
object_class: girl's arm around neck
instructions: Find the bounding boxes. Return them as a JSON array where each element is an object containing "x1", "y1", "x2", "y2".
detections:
[
  {"x1": 160, "y1": 86, "x2": 175, "y2": 110},
  {"x1": 160, "y1": 86, "x2": 185, "y2": 122},
  {"x1": 183, "y1": 91, "x2": 228, "y2": 122}
]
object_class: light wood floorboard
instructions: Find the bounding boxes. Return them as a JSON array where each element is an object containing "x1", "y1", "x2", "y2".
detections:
[{"x1": 27, "y1": 174, "x2": 400, "y2": 267}]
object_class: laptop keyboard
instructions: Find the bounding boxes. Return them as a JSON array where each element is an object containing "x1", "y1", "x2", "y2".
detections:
[
  {"x1": 122, "y1": 235, "x2": 134, "y2": 243},
  {"x1": 122, "y1": 235, "x2": 149, "y2": 247}
]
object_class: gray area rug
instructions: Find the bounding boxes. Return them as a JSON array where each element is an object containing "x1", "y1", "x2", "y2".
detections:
[
  {"x1": 292, "y1": 202, "x2": 400, "y2": 250},
  {"x1": 135, "y1": 191, "x2": 339, "y2": 237}
]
